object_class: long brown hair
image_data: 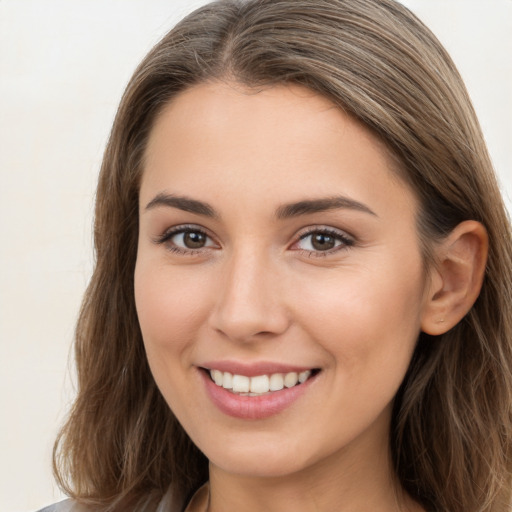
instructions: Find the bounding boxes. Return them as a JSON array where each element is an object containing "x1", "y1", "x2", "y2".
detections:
[{"x1": 53, "y1": 1, "x2": 512, "y2": 510}]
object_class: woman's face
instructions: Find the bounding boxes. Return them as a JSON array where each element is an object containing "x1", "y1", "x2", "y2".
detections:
[{"x1": 135, "y1": 82, "x2": 430, "y2": 479}]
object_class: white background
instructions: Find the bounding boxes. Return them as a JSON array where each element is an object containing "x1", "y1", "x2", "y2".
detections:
[{"x1": 1, "y1": 1, "x2": 510, "y2": 510}]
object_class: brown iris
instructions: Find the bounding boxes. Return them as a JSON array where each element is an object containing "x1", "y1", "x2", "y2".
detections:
[
  {"x1": 183, "y1": 231, "x2": 207, "y2": 249},
  {"x1": 311, "y1": 233, "x2": 336, "y2": 251}
]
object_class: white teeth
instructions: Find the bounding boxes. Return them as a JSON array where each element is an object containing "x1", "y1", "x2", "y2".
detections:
[
  {"x1": 232, "y1": 374, "x2": 250, "y2": 393},
  {"x1": 250, "y1": 375, "x2": 270, "y2": 393},
  {"x1": 209, "y1": 369, "x2": 314, "y2": 394},
  {"x1": 284, "y1": 372, "x2": 298, "y2": 388},
  {"x1": 298, "y1": 370, "x2": 311, "y2": 383},
  {"x1": 222, "y1": 372, "x2": 233, "y2": 389},
  {"x1": 269, "y1": 373, "x2": 284, "y2": 391},
  {"x1": 212, "y1": 369, "x2": 223, "y2": 386}
]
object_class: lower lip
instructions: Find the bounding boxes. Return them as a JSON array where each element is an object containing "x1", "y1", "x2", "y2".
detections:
[{"x1": 200, "y1": 370, "x2": 316, "y2": 420}]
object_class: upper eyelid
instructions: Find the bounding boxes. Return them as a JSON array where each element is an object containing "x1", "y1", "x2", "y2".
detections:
[
  {"x1": 295, "y1": 225, "x2": 354, "y2": 240},
  {"x1": 291, "y1": 226, "x2": 356, "y2": 252},
  {"x1": 160, "y1": 223, "x2": 210, "y2": 236},
  {"x1": 154, "y1": 224, "x2": 214, "y2": 243}
]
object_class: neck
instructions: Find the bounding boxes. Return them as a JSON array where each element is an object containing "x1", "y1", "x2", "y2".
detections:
[{"x1": 206, "y1": 420, "x2": 423, "y2": 512}]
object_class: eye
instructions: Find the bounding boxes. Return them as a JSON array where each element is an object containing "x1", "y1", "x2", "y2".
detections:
[
  {"x1": 155, "y1": 225, "x2": 217, "y2": 253},
  {"x1": 293, "y1": 228, "x2": 354, "y2": 254},
  {"x1": 173, "y1": 230, "x2": 210, "y2": 249}
]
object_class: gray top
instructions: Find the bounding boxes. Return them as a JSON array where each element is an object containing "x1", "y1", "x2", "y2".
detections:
[
  {"x1": 37, "y1": 501, "x2": 82, "y2": 512},
  {"x1": 36, "y1": 501, "x2": 87, "y2": 512},
  {"x1": 36, "y1": 486, "x2": 184, "y2": 512}
]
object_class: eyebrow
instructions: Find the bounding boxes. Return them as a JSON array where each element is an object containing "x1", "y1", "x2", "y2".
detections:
[
  {"x1": 145, "y1": 193, "x2": 218, "y2": 218},
  {"x1": 275, "y1": 196, "x2": 377, "y2": 219},
  {"x1": 144, "y1": 193, "x2": 376, "y2": 219}
]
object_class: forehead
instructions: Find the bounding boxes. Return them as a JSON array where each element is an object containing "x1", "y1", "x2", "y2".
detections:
[{"x1": 141, "y1": 81, "x2": 416, "y2": 218}]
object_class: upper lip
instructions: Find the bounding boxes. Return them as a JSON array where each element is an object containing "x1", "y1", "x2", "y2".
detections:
[{"x1": 199, "y1": 360, "x2": 318, "y2": 377}]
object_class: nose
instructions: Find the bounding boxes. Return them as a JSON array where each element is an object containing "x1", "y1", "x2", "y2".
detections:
[{"x1": 208, "y1": 249, "x2": 290, "y2": 342}]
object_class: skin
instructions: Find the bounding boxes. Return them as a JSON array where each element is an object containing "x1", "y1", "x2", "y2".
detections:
[{"x1": 134, "y1": 81, "x2": 435, "y2": 511}]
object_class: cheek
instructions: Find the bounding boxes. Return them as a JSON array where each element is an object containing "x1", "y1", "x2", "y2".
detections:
[
  {"x1": 134, "y1": 260, "x2": 212, "y2": 420},
  {"x1": 134, "y1": 261, "x2": 209, "y2": 354},
  {"x1": 295, "y1": 255, "x2": 425, "y2": 375}
]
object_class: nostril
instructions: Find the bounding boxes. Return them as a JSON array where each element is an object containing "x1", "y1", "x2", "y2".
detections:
[{"x1": 208, "y1": 274, "x2": 291, "y2": 342}]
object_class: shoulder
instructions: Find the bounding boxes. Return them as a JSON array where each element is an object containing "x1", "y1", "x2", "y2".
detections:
[
  {"x1": 35, "y1": 486, "x2": 186, "y2": 512},
  {"x1": 36, "y1": 499, "x2": 88, "y2": 512}
]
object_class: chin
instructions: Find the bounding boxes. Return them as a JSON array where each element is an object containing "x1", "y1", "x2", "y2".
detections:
[{"x1": 202, "y1": 435, "x2": 317, "y2": 479}]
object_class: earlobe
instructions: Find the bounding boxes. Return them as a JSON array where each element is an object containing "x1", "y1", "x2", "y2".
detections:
[{"x1": 421, "y1": 221, "x2": 488, "y2": 336}]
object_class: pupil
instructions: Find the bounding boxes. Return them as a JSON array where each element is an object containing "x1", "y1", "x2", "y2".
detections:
[
  {"x1": 184, "y1": 231, "x2": 206, "y2": 248},
  {"x1": 312, "y1": 233, "x2": 335, "y2": 251}
]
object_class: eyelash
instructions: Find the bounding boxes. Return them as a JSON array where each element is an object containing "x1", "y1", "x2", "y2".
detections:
[
  {"x1": 154, "y1": 225, "x2": 355, "y2": 257},
  {"x1": 294, "y1": 227, "x2": 355, "y2": 257},
  {"x1": 154, "y1": 225, "x2": 215, "y2": 255}
]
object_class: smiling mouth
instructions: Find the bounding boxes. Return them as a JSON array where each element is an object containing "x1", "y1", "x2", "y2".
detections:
[{"x1": 205, "y1": 368, "x2": 320, "y2": 396}]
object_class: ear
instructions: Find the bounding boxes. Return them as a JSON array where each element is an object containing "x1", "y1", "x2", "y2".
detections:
[{"x1": 421, "y1": 220, "x2": 488, "y2": 336}]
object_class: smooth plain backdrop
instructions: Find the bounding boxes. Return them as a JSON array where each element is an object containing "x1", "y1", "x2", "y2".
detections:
[{"x1": 1, "y1": 1, "x2": 511, "y2": 510}]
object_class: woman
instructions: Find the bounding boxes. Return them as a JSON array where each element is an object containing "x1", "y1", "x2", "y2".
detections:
[{"x1": 43, "y1": 0, "x2": 512, "y2": 511}]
